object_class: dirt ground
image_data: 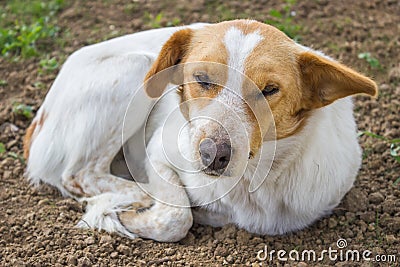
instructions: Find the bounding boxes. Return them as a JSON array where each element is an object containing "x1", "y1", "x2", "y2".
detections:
[{"x1": 1, "y1": 0, "x2": 399, "y2": 266}]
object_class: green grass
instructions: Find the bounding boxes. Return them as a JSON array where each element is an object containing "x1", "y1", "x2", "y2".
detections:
[
  {"x1": 39, "y1": 56, "x2": 59, "y2": 74},
  {"x1": 359, "y1": 131, "x2": 400, "y2": 163},
  {"x1": 33, "y1": 81, "x2": 46, "y2": 90},
  {"x1": 0, "y1": 143, "x2": 25, "y2": 163},
  {"x1": 358, "y1": 52, "x2": 382, "y2": 70},
  {"x1": 213, "y1": 5, "x2": 235, "y2": 21},
  {"x1": 143, "y1": 12, "x2": 164, "y2": 28},
  {"x1": 12, "y1": 102, "x2": 34, "y2": 119},
  {"x1": 123, "y1": 2, "x2": 139, "y2": 14},
  {"x1": 204, "y1": 1, "x2": 249, "y2": 21},
  {"x1": 0, "y1": 18, "x2": 59, "y2": 58},
  {"x1": 359, "y1": 131, "x2": 400, "y2": 145},
  {"x1": 359, "y1": 131, "x2": 400, "y2": 185},
  {"x1": 0, "y1": 79, "x2": 7, "y2": 86},
  {"x1": 143, "y1": 12, "x2": 182, "y2": 29},
  {"x1": 265, "y1": 0, "x2": 301, "y2": 41},
  {"x1": 389, "y1": 143, "x2": 400, "y2": 164},
  {"x1": 1, "y1": 0, "x2": 64, "y2": 25},
  {"x1": 7, "y1": 151, "x2": 25, "y2": 163},
  {"x1": 375, "y1": 211, "x2": 383, "y2": 244},
  {"x1": 167, "y1": 18, "x2": 182, "y2": 27},
  {"x1": 0, "y1": 143, "x2": 5, "y2": 154},
  {"x1": 0, "y1": 0, "x2": 65, "y2": 59}
]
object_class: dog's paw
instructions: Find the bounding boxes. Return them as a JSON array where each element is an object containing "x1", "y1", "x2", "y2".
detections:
[
  {"x1": 76, "y1": 192, "x2": 192, "y2": 242},
  {"x1": 76, "y1": 192, "x2": 140, "y2": 239},
  {"x1": 117, "y1": 203, "x2": 193, "y2": 242}
]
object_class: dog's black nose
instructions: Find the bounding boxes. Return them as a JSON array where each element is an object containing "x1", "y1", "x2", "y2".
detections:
[{"x1": 199, "y1": 138, "x2": 231, "y2": 172}]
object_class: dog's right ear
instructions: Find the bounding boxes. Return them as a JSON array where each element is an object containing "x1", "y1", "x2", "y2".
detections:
[{"x1": 144, "y1": 29, "x2": 193, "y2": 98}]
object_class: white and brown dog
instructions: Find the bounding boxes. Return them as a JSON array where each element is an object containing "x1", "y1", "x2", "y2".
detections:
[{"x1": 24, "y1": 20, "x2": 377, "y2": 242}]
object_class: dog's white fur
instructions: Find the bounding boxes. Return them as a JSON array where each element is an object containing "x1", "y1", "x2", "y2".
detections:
[{"x1": 25, "y1": 21, "x2": 369, "y2": 241}]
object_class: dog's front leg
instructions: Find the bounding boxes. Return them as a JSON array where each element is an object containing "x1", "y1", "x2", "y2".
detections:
[
  {"x1": 60, "y1": 129, "x2": 191, "y2": 241},
  {"x1": 118, "y1": 160, "x2": 193, "y2": 242},
  {"x1": 117, "y1": 127, "x2": 193, "y2": 242}
]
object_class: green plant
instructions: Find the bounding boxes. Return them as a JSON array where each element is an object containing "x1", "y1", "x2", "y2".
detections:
[
  {"x1": 0, "y1": 0, "x2": 64, "y2": 58},
  {"x1": 1, "y1": 0, "x2": 64, "y2": 25},
  {"x1": 12, "y1": 102, "x2": 34, "y2": 119},
  {"x1": 359, "y1": 131, "x2": 400, "y2": 185},
  {"x1": 123, "y1": 2, "x2": 138, "y2": 14},
  {"x1": 390, "y1": 143, "x2": 400, "y2": 163},
  {"x1": 359, "y1": 131, "x2": 400, "y2": 162},
  {"x1": 265, "y1": 0, "x2": 301, "y2": 41},
  {"x1": 0, "y1": 145, "x2": 23, "y2": 162},
  {"x1": 33, "y1": 81, "x2": 45, "y2": 89},
  {"x1": 205, "y1": 0, "x2": 248, "y2": 21},
  {"x1": 0, "y1": 79, "x2": 7, "y2": 86},
  {"x1": 144, "y1": 12, "x2": 163, "y2": 28},
  {"x1": 215, "y1": 5, "x2": 235, "y2": 21},
  {"x1": 374, "y1": 211, "x2": 383, "y2": 244},
  {"x1": 7, "y1": 151, "x2": 25, "y2": 163},
  {"x1": 166, "y1": 18, "x2": 182, "y2": 27},
  {"x1": 39, "y1": 56, "x2": 59, "y2": 74},
  {"x1": 0, "y1": 17, "x2": 59, "y2": 58},
  {"x1": 0, "y1": 143, "x2": 5, "y2": 154},
  {"x1": 358, "y1": 52, "x2": 381, "y2": 70}
]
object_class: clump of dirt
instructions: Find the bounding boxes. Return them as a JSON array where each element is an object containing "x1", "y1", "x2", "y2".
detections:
[{"x1": 0, "y1": 0, "x2": 399, "y2": 266}]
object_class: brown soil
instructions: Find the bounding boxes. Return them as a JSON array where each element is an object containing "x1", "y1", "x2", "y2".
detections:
[{"x1": 1, "y1": 0, "x2": 399, "y2": 266}]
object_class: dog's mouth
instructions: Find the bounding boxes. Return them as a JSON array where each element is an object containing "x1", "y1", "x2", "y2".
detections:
[{"x1": 202, "y1": 167, "x2": 227, "y2": 177}]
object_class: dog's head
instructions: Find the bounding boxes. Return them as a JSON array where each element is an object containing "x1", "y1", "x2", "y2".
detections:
[{"x1": 144, "y1": 20, "x2": 377, "y2": 178}]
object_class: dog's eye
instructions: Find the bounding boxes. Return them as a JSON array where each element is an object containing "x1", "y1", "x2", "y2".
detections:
[
  {"x1": 194, "y1": 73, "x2": 212, "y2": 89},
  {"x1": 262, "y1": 84, "x2": 280, "y2": 97}
]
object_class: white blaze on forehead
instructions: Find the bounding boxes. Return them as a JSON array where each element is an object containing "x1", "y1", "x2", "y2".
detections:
[
  {"x1": 222, "y1": 27, "x2": 263, "y2": 98},
  {"x1": 189, "y1": 26, "x2": 262, "y2": 168}
]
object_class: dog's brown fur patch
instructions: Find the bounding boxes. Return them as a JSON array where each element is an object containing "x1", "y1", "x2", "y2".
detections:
[
  {"x1": 23, "y1": 121, "x2": 37, "y2": 160},
  {"x1": 23, "y1": 111, "x2": 48, "y2": 160},
  {"x1": 144, "y1": 28, "x2": 194, "y2": 98}
]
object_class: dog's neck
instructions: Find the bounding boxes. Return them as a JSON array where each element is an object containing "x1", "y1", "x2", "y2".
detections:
[{"x1": 245, "y1": 97, "x2": 353, "y2": 188}]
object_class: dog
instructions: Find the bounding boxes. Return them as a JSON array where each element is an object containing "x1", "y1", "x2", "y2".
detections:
[{"x1": 24, "y1": 20, "x2": 377, "y2": 242}]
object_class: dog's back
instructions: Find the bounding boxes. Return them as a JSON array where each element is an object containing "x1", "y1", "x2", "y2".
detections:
[{"x1": 23, "y1": 24, "x2": 206, "y2": 192}]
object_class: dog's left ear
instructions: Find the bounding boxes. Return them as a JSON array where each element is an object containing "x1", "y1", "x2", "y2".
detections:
[
  {"x1": 144, "y1": 29, "x2": 193, "y2": 98},
  {"x1": 298, "y1": 52, "x2": 378, "y2": 109}
]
